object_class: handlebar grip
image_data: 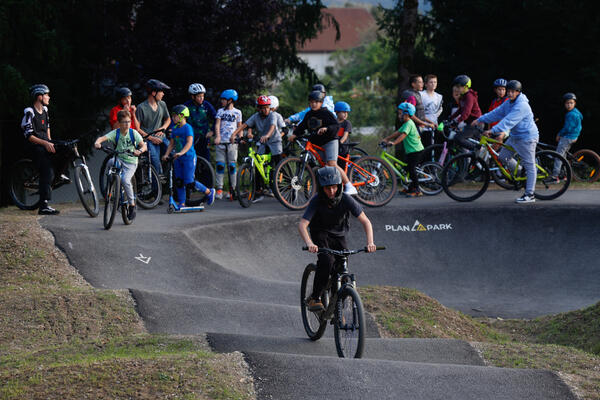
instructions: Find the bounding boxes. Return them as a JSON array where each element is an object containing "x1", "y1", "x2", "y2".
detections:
[
  {"x1": 302, "y1": 246, "x2": 308, "y2": 251},
  {"x1": 376, "y1": 246, "x2": 386, "y2": 250}
]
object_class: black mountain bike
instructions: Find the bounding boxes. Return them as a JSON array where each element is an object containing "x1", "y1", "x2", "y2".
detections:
[
  {"x1": 300, "y1": 246, "x2": 385, "y2": 359},
  {"x1": 9, "y1": 138, "x2": 99, "y2": 217}
]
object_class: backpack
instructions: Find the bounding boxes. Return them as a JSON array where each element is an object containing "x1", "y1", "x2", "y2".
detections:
[{"x1": 115, "y1": 128, "x2": 136, "y2": 147}]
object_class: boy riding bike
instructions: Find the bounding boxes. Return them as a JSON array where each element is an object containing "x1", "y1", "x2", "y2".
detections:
[
  {"x1": 552, "y1": 92, "x2": 583, "y2": 180},
  {"x1": 298, "y1": 166, "x2": 377, "y2": 311},
  {"x1": 449, "y1": 74, "x2": 482, "y2": 151}
]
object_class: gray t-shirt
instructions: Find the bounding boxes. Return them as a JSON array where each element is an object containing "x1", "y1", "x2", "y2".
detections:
[
  {"x1": 136, "y1": 99, "x2": 169, "y2": 134},
  {"x1": 246, "y1": 112, "x2": 281, "y2": 143}
]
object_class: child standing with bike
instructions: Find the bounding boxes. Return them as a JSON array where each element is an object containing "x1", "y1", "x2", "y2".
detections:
[
  {"x1": 334, "y1": 101, "x2": 353, "y2": 169},
  {"x1": 299, "y1": 166, "x2": 376, "y2": 311},
  {"x1": 162, "y1": 105, "x2": 216, "y2": 207},
  {"x1": 552, "y1": 93, "x2": 583, "y2": 180},
  {"x1": 94, "y1": 110, "x2": 147, "y2": 220},
  {"x1": 382, "y1": 102, "x2": 425, "y2": 197},
  {"x1": 214, "y1": 89, "x2": 242, "y2": 199}
]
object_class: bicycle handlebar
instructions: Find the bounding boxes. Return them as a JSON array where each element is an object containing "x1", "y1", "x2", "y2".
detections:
[
  {"x1": 302, "y1": 246, "x2": 386, "y2": 255},
  {"x1": 100, "y1": 146, "x2": 137, "y2": 156}
]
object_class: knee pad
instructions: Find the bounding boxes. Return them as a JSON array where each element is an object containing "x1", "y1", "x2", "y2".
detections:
[
  {"x1": 228, "y1": 162, "x2": 236, "y2": 175},
  {"x1": 216, "y1": 161, "x2": 225, "y2": 174},
  {"x1": 175, "y1": 178, "x2": 184, "y2": 188}
]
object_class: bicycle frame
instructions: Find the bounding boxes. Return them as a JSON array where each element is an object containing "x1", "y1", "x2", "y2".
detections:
[
  {"x1": 320, "y1": 257, "x2": 356, "y2": 320},
  {"x1": 377, "y1": 146, "x2": 436, "y2": 186},
  {"x1": 242, "y1": 143, "x2": 272, "y2": 186}
]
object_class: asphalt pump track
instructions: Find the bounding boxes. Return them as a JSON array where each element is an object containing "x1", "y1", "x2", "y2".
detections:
[{"x1": 42, "y1": 199, "x2": 599, "y2": 399}]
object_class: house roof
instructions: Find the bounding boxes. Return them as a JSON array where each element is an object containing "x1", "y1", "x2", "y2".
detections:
[{"x1": 299, "y1": 8, "x2": 376, "y2": 53}]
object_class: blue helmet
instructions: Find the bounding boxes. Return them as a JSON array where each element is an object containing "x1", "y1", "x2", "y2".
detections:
[
  {"x1": 493, "y1": 78, "x2": 507, "y2": 88},
  {"x1": 334, "y1": 101, "x2": 351, "y2": 112},
  {"x1": 398, "y1": 102, "x2": 416, "y2": 116},
  {"x1": 220, "y1": 89, "x2": 238, "y2": 101}
]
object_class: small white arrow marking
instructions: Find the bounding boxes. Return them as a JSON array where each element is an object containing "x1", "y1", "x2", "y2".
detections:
[
  {"x1": 68, "y1": 242, "x2": 73, "y2": 249},
  {"x1": 135, "y1": 253, "x2": 151, "y2": 264}
]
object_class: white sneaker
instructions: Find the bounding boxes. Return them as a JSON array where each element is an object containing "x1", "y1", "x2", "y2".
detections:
[
  {"x1": 515, "y1": 193, "x2": 535, "y2": 203},
  {"x1": 344, "y1": 182, "x2": 358, "y2": 195},
  {"x1": 252, "y1": 195, "x2": 264, "y2": 203},
  {"x1": 215, "y1": 189, "x2": 223, "y2": 200}
]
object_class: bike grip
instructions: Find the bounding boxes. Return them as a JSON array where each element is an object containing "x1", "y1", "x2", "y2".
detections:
[
  {"x1": 376, "y1": 246, "x2": 386, "y2": 250},
  {"x1": 302, "y1": 246, "x2": 308, "y2": 251}
]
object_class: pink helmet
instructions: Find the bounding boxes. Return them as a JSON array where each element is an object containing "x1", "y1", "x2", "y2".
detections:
[{"x1": 406, "y1": 96, "x2": 417, "y2": 106}]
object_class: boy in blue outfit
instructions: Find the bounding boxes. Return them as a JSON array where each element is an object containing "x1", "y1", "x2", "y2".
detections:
[
  {"x1": 552, "y1": 93, "x2": 583, "y2": 179},
  {"x1": 162, "y1": 105, "x2": 215, "y2": 207}
]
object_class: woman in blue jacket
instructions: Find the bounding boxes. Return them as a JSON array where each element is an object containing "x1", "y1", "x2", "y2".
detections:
[{"x1": 474, "y1": 80, "x2": 539, "y2": 203}]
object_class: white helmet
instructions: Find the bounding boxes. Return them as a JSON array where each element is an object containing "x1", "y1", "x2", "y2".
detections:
[
  {"x1": 268, "y1": 95, "x2": 279, "y2": 109},
  {"x1": 188, "y1": 83, "x2": 206, "y2": 95}
]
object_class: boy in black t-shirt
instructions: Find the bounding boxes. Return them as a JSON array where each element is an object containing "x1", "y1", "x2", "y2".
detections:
[{"x1": 298, "y1": 166, "x2": 377, "y2": 311}]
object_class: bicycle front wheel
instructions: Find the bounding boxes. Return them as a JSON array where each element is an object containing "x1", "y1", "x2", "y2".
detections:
[
  {"x1": 273, "y1": 157, "x2": 316, "y2": 210},
  {"x1": 74, "y1": 164, "x2": 99, "y2": 217},
  {"x1": 236, "y1": 163, "x2": 254, "y2": 208},
  {"x1": 349, "y1": 156, "x2": 397, "y2": 207},
  {"x1": 9, "y1": 159, "x2": 42, "y2": 210},
  {"x1": 98, "y1": 154, "x2": 112, "y2": 199},
  {"x1": 135, "y1": 164, "x2": 162, "y2": 209},
  {"x1": 535, "y1": 150, "x2": 571, "y2": 200},
  {"x1": 571, "y1": 149, "x2": 600, "y2": 183},
  {"x1": 441, "y1": 153, "x2": 490, "y2": 202},
  {"x1": 103, "y1": 175, "x2": 120, "y2": 230},
  {"x1": 300, "y1": 263, "x2": 327, "y2": 341},
  {"x1": 196, "y1": 155, "x2": 216, "y2": 189},
  {"x1": 417, "y1": 162, "x2": 443, "y2": 195},
  {"x1": 334, "y1": 286, "x2": 366, "y2": 358}
]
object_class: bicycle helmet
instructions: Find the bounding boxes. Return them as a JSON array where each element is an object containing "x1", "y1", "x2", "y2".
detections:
[
  {"x1": 316, "y1": 166, "x2": 343, "y2": 207},
  {"x1": 268, "y1": 95, "x2": 279, "y2": 109},
  {"x1": 493, "y1": 78, "x2": 507, "y2": 87},
  {"x1": 506, "y1": 80, "x2": 522, "y2": 92},
  {"x1": 405, "y1": 95, "x2": 417, "y2": 106},
  {"x1": 308, "y1": 90, "x2": 325, "y2": 102},
  {"x1": 312, "y1": 83, "x2": 326, "y2": 93},
  {"x1": 116, "y1": 87, "x2": 132, "y2": 99},
  {"x1": 452, "y1": 74, "x2": 471, "y2": 88},
  {"x1": 146, "y1": 79, "x2": 170, "y2": 92},
  {"x1": 172, "y1": 104, "x2": 190, "y2": 118},
  {"x1": 30, "y1": 84, "x2": 50, "y2": 98},
  {"x1": 334, "y1": 101, "x2": 351, "y2": 112},
  {"x1": 220, "y1": 89, "x2": 238, "y2": 101},
  {"x1": 188, "y1": 83, "x2": 206, "y2": 95},
  {"x1": 398, "y1": 102, "x2": 416, "y2": 116},
  {"x1": 563, "y1": 92, "x2": 577, "y2": 101},
  {"x1": 256, "y1": 95, "x2": 271, "y2": 106}
]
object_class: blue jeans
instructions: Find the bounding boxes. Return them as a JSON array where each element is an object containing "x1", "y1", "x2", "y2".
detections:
[
  {"x1": 499, "y1": 137, "x2": 538, "y2": 195},
  {"x1": 147, "y1": 136, "x2": 170, "y2": 174},
  {"x1": 553, "y1": 137, "x2": 576, "y2": 177}
]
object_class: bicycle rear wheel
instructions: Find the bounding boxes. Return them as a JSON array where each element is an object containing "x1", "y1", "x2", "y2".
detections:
[
  {"x1": 300, "y1": 264, "x2": 327, "y2": 341},
  {"x1": 273, "y1": 157, "x2": 316, "y2": 210},
  {"x1": 135, "y1": 164, "x2": 162, "y2": 209},
  {"x1": 103, "y1": 175, "x2": 120, "y2": 230},
  {"x1": 535, "y1": 150, "x2": 571, "y2": 200},
  {"x1": 441, "y1": 153, "x2": 490, "y2": 202},
  {"x1": 236, "y1": 163, "x2": 254, "y2": 208},
  {"x1": 196, "y1": 155, "x2": 216, "y2": 188},
  {"x1": 334, "y1": 286, "x2": 365, "y2": 358},
  {"x1": 417, "y1": 162, "x2": 443, "y2": 195},
  {"x1": 9, "y1": 159, "x2": 42, "y2": 210},
  {"x1": 571, "y1": 149, "x2": 600, "y2": 183},
  {"x1": 349, "y1": 156, "x2": 397, "y2": 207},
  {"x1": 74, "y1": 164, "x2": 99, "y2": 217}
]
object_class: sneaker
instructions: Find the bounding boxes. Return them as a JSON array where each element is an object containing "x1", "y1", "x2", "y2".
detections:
[
  {"x1": 399, "y1": 188, "x2": 409, "y2": 195},
  {"x1": 549, "y1": 176, "x2": 560, "y2": 184},
  {"x1": 215, "y1": 189, "x2": 223, "y2": 200},
  {"x1": 252, "y1": 194, "x2": 264, "y2": 203},
  {"x1": 205, "y1": 188, "x2": 216, "y2": 205},
  {"x1": 128, "y1": 204, "x2": 137, "y2": 220},
  {"x1": 263, "y1": 188, "x2": 274, "y2": 197},
  {"x1": 405, "y1": 191, "x2": 423, "y2": 198},
  {"x1": 38, "y1": 202, "x2": 59, "y2": 215},
  {"x1": 307, "y1": 297, "x2": 324, "y2": 312},
  {"x1": 344, "y1": 182, "x2": 358, "y2": 195},
  {"x1": 515, "y1": 193, "x2": 535, "y2": 203}
]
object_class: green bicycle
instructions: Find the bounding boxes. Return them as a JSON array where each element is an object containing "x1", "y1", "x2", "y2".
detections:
[
  {"x1": 236, "y1": 138, "x2": 274, "y2": 208},
  {"x1": 440, "y1": 132, "x2": 571, "y2": 202},
  {"x1": 377, "y1": 142, "x2": 443, "y2": 195}
]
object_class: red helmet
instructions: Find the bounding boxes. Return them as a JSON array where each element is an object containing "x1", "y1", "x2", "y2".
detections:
[{"x1": 256, "y1": 95, "x2": 271, "y2": 106}]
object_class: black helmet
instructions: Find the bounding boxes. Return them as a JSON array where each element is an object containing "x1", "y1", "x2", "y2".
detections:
[
  {"x1": 312, "y1": 83, "x2": 326, "y2": 93},
  {"x1": 171, "y1": 104, "x2": 190, "y2": 117},
  {"x1": 316, "y1": 166, "x2": 343, "y2": 207},
  {"x1": 452, "y1": 75, "x2": 471, "y2": 88},
  {"x1": 146, "y1": 79, "x2": 170, "y2": 92},
  {"x1": 30, "y1": 84, "x2": 50, "y2": 99},
  {"x1": 308, "y1": 90, "x2": 325, "y2": 102},
  {"x1": 506, "y1": 80, "x2": 522, "y2": 92},
  {"x1": 563, "y1": 92, "x2": 576, "y2": 101},
  {"x1": 116, "y1": 87, "x2": 132, "y2": 99}
]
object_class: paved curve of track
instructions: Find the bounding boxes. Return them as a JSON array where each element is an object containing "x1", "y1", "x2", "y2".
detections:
[{"x1": 42, "y1": 190, "x2": 599, "y2": 399}]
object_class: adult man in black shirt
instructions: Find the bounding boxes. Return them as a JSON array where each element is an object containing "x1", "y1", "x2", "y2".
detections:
[
  {"x1": 21, "y1": 84, "x2": 69, "y2": 215},
  {"x1": 298, "y1": 166, "x2": 377, "y2": 311}
]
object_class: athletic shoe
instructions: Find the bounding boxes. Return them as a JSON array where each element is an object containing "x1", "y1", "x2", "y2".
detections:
[
  {"x1": 263, "y1": 188, "x2": 274, "y2": 197},
  {"x1": 252, "y1": 195, "x2": 264, "y2": 203},
  {"x1": 38, "y1": 202, "x2": 59, "y2": 215},
  {"x1": 205, "y1": 188, "x2": 216, "y2": 205},
  {"x1": 344, "y1": 182, "x2": 358, "y2": 195},
  {"x1": 399, "y1": 188, "x2": 409, "y2": 195},
  {"x1": 215, "y1": 189, "x2": 223, "y2": 200},
  {"x1": 405, "y1": 191, "x2": 423, "y2": 198},
  {"x1": 128, "y1": 204, "x2": 137, "y2": 220},
  {"x1": 515, "y1": 193, "x2": 535, "y2": 203},
  {"x1": 307, "y1": 298, "x2": 324, "y2": 312},
  {"x1": 549, "y1": 176, "x2": 561, "y2": 184}
]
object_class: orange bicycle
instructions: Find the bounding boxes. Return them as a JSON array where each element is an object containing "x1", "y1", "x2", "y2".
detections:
[{"x1": 272, "y1": 137, "x2": 397, "y2": 210}]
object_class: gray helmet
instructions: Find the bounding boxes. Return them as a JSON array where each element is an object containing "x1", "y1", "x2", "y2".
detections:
[
  {"x1": 188, "y1": 83, "x2": 206, "y2": 95},
  {"x1": 316, "y1": 166, "x2": 343, "y2": 206},
  {"x1": 308, "y1": 90, "x2": 325, "y2": 102},
  {"x1": 116, "y1": 87, "x2": 132, "y2": 99},
  {"x1": 146, "y1": 79, "x2": 170, "y2": 92},
  {"x1": 452, "y1": 75, "x2": 471, "y2": 88},
  {"x1": 506, "y1": 80, "x2": 522, "y2": 92},
  {"x1": 563, "y1": 92, "x2": 576, "y2": 101},
  {"x1": 30, "y1": 84, "x2": 50, "y2": 99},
  {"x1": 312, "y1": 83, "x2": 326, "y2": 93}
]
